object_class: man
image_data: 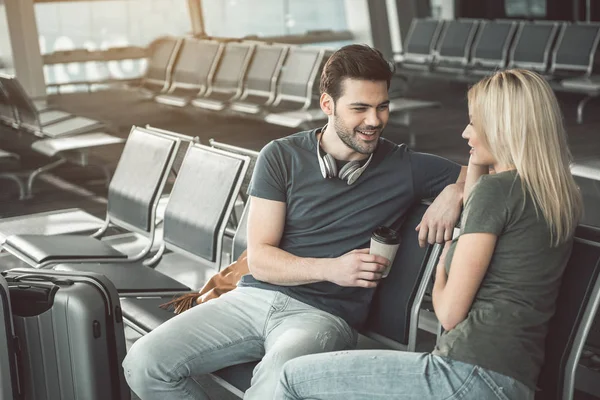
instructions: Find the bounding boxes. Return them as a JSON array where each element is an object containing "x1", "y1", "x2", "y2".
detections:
[{"x1": 123, "y1": 44, "x2": 466, "y2": 400}]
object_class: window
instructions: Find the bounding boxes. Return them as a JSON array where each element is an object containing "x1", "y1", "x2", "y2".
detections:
[
  {"x1": 0, "y1": 0, "x2": 13, "y2": 72},
  {"x1": 202, "y1": 0, "x2": 348, "y2": 38},
  {"x1": 505, "y1": 0, "x2": 546, "y2": 18},
  {"x1": 35, "y1": 0, "x2": 191, "y2": 87}
]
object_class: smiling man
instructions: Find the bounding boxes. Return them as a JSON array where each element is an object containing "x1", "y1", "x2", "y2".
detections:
[{"x1": 123, "y1": 44, "x2": 466, "y2": 400}]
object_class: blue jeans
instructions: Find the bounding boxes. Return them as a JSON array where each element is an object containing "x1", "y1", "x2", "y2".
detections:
[
  {"x1": 123, "y1": 287, "x2": 357, "y2": 400},
  {"x1": 275, "y1": 350, "x2": 535, "y2": 400}
]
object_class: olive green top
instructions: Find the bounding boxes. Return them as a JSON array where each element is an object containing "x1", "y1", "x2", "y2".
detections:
[{"x1": 433, "y1": 170, "x2": 573, "y2": 390}]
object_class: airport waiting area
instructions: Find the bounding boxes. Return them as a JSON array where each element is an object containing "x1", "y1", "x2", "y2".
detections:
[{"x1": 1, "y1": 0, "x2": 600, "y2": 399}]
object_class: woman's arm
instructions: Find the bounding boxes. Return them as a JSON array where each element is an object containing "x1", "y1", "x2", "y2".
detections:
[
  {"x1": 432, "y1": 232, "x2": 497, "y2": 331},
  {"x1": 463, "y1": 156, "x2": 489, "y2": 206}
]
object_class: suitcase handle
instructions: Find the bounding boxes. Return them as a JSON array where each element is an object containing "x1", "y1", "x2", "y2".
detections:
[{"x1": 8, "y1": 274, "x2": 74, "y2": 286}]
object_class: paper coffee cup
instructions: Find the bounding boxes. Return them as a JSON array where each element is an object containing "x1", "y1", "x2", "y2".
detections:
[{"x1": 370, "y1": 226, "x2": 401, "y2": 278}]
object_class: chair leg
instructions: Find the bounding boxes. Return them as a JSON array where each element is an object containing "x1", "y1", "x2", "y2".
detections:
[
  {"x1": 26, "y1": 158, "x2": 67, "y2": 198},
  {"x1": 577, "y1": 95, "x2": 596, "y2": 124},
  {"x1": 0, "y1": 174, "x2": 26, "y2": 200}
]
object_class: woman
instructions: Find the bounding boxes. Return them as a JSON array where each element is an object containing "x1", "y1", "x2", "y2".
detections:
[{"x1": 273, "y1": 69, "x2": 583, "y2": 399}]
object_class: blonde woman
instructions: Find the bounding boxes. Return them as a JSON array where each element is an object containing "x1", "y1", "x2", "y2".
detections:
[{"x1": 274, "y1": 69, "x2": 583, "y2": 400}]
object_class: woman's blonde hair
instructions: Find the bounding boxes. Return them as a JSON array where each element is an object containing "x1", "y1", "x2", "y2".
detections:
[{"x1": 468, "y1": 69, "x2": 582, "y2": 246}]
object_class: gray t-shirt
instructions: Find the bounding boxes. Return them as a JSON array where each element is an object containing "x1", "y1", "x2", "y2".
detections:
[
  {"x1": 433, "y1": 170, "x2": 573, "y2": 390},
  {"x1": 240, "y1": 129, "x2": 461, "y2": 328}
]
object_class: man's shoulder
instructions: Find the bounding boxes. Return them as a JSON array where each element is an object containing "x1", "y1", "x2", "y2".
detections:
[
  {"x1": 375, "y1": 138, "x2": 409, "y2": 163},
  {"x1": 262, "y1": 130, "x2": 315, "y2": 157},
  {"x1": 276, "y1": 130, "x2": 315, "y2": 148}
]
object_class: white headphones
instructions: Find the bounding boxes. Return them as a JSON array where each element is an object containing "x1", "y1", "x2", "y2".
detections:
[{"x1": 316, "y1": 125, "x2": 374, "y2": 185}]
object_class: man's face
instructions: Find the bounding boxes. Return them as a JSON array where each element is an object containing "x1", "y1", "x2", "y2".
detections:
[{"x1": 331, "y1": 78, "x2": 390, "y2": 155}]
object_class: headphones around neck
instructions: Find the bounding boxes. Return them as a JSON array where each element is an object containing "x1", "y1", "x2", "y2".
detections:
[{"x1": 316, "y1": 125, "x2": 374, "y2": 185}]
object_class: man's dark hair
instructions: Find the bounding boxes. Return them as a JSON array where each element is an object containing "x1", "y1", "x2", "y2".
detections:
[{"x1": 319, "y1": 44, "x2": 395, "y2": 103}]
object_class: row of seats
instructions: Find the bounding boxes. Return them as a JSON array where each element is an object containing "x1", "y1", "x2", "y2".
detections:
[
  {"x1": 0, "y1": 74, "x2": 123, "y2": 198},
  {"x1": 397, "y1": 18, "x2": 600, "y2": 123},
  {"x1": 0, "y1": 125, "x2": 599, "y2": 399},
  {"x1": 140, "y1": 36, "x2": 331, "y2": 127},
  {"x1": 138, "y1": 36, "x2": 440, "y2": 147}
]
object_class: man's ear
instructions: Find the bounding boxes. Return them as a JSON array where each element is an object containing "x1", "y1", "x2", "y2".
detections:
[{"x1": 320, "y1": 93, "x2": 334, "y2": 115}]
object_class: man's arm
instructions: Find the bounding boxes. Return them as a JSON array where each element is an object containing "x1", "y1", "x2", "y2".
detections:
[
  {"x1": 416, "y1": 166, "x2": 467, "y2": 247},
  {"x1": 247, "y1": 196, "x2": 389, "y2": 288}
]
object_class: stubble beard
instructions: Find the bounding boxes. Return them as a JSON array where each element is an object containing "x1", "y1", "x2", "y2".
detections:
[{"x1": 333, "y1": 111, "x2": 380, "y2": 155}]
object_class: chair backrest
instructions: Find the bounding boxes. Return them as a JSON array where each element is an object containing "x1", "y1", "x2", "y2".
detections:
[
  {"x1": 551, "y1": 23, "x2": 600, "y2": 75},
  {"x1": 144, "y1": 36, "x2": 182, "y2": 89},
  {"x1": 144, "y1": 125, "x2": 201, "y2": 178},
  {"x1": 162, "y1": 144, "x2": 248, "y2": 269},
  {"x1": 536, "y1": 236, "x2": 600, "y2": 400},
  {"x1": 272, "y1": 47, "x2": 324, "y2": 108},
  {"x1": 107, "y1": 126, "x2": 180, "y2": 235},
  {"x1": 240, "y1": 43, "x2": 288, "y2": 101},
  {"x1": 436, "y1": 19, "x2": 480, "y2": 65},
  {"x1": 470, "y1": 20, "x2": 518, "y2": 69},
  {"x1": 403, "y1": 18, "x2": 444, "y2": 64},
  {"x1": 232, "y1": 201, "x2": 250, "y2": 261},
  {"x1": 208, "y1": 139, "x2": 259, "y2": 202},
  {"x1": 364, "y1": 202, "x2": 433, "y2": 350},
  {"x1": 571, "y1": 160, "x2": 600, "y2": 229},
  {"x1": 0, "y1": 80, "x2": 18, "y2": 128},
  {"x1": 169, "y1": 38, "x2": 222, "y2": 93},
  {"x1": 0, "y1": 74, "x2": 40, "y2": 131},
  {"x1": 207, "y1": 41, "x2": 254, "y2": 96},
  {"x1": 510, "y1": 21, "x2": 561, "y2": 72}
]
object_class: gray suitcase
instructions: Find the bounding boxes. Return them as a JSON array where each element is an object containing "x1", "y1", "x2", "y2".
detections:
[
  {"x1": 0, "y1": 274, "x2": 21, "y2": 399},
  {"x1": 2, "y1": 269, "x2": 130, "y2": 400}
]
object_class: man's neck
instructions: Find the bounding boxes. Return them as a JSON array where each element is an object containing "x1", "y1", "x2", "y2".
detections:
[{"x1": 320, "y1": 125, "x2": 369, "y2": 162}]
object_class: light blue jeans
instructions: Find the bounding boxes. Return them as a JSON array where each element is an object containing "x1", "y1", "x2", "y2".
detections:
[
  {"x1": 123, "y1": 287, "x2": 357, "y2": 400},
  {"x1": 275, "y1": 350, "x2": 535, "y2": 400}
]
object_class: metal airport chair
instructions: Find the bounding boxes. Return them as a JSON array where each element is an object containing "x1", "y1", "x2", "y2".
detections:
[
  {"x1": 0, "y1": 74, "x2": 125, "y2": 197},
  {"x1": 0, "y1": 149, "x2": 25, "y2": 200},
  {"x1": 229, "y1": 42, "x2": 289, "y2": 114},
  {"x1": 571, "y1": 160, "x2": 600, "y2": 228},
  {"x1": 1, "y1": 126, "x2": 180, "y2": 268},
  {"x1": 0, "y1": 73, "x2": 105, "y2": 137},
  {"x1": 433, "y1": 19, "x2": 480, "y2": 72},
  {"x1": 398, "y1": 18, "x2": 444, "y2": 70},
  {"x1": 536, "y1": 232, "x2": 600, "y2": 400},
  {"x1": 509, "y1": 20, "x2": 562, "y2": 74},
  {"x1": 266, "y1": 47, "x2": 325, "y2": 113},
  {"x1": 138, "y1": 36, "x2": 183, "y2": 95},
  {"x1": 551, "y1": 22, "x2": 600, "y2": 78},
  {"x1": 207, "y1": 139, "x2": 258, "y2": 202},
  {"x1": 551, "y1": 23, "x2": 600, "y2": 124},
  {"x1": 191, "y1": 41, "x2": 255, "y2": 111},
  {"x1": 0, "y1": 81, "x2": 19, "y2": 128},
  {"x1": 208, "y1": 138, "x2": 259, "y2": 230},
  {"x1": 154, "y1": 38, "x2": 223, "y2": 107},
  {"x1": 53, "y1": 143, "x2": 249, "y2": 297},
  {"x1": 233, "y1": 45, "x2": 325, "y2": 123},
  {"x1": 469, "y1": 20, "x2": 518, "y2": 74}
]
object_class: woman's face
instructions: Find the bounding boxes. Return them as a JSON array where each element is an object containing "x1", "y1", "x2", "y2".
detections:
[{"x1": 462, "y1": 110, "x2": 496, "y2": 167}]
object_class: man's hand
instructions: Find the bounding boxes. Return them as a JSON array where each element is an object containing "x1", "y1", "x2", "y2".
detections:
[
  {"x1": 416, "y1": 183, "x2": 463, "y2": 247},
  {"x1": 324, "y1": 248, "x2": 389, "y2": 288}
]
